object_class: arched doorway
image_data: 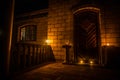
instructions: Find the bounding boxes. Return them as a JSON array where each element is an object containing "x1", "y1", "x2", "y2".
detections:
[{"x1": 73, "y1": 8, "x2": 101, "y2": 64}]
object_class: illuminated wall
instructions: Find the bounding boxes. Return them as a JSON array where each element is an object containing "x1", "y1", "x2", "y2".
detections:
[
  {"x1": 15, "y1": 0, "x2": 120, "y2": 62},
  {"x1": 101, "y1": 6, "x2": 120, "y2": 47},
  {"x1": 48, "y1": 0, "x2": 74, "y2": 61},
  {"x1": 48, "y1": 0, "x2": 120, "y2": 61}
]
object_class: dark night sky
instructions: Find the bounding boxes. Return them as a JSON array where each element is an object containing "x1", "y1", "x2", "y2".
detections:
[
  {"x1": 14, "y1": 0, "x2": 120, "y2": 15},
  {"x1": 15, "y1": 0, "x2": 48, "y2": 14}
]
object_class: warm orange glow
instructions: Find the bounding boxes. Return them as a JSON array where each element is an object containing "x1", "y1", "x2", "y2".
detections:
[
  {"x1": 101, "y1": 33, "x2": 118, "y2": 46},
  {"x1": 45, "y1": 39, "x2": 52, "y2": 45},
  {"x1": 89, "y1": 60, "x2": 93, "y2": 64},
  {"x1": 79, "y1": 60, "x2": 84, "y2": 64},
  {"x1": 65, "y1": 40, "x2": 70, "y2": 45},
  {"x1": 106, "y1": 43, "x2": 110, "y2": 46}
]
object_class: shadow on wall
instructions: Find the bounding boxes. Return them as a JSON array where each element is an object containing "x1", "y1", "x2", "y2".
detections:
[{"x1": 10, "y1": 43, "x2": 55, "y2": 73}]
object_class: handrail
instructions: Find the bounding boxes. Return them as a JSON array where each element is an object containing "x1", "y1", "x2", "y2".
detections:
[{"x1": 10, "y1": 43, "x2": 55, "y2": 72}]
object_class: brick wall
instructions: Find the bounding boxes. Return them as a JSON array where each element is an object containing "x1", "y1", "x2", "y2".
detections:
[
  {"x1": 101, "y1": 2, "x2": 120, "y2": 47},
  {"x1": 14, "y1": 0, "x2": 120, "y2": 63},
  {"x1": 48, "y1": 0, "x2": 75, "y2": 61},
  {"x1": 48, "y1": 0, "x2": 120, "y2": 62}
]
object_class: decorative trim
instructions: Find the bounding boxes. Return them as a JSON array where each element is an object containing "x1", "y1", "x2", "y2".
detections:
[{"x1": 73, "y1": 7, "x2": 100, "y2": 14}]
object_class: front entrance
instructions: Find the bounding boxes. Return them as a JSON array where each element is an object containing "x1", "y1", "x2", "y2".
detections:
[{"x1": 74, "y1": 10, "x2": 100, "y2": 64}]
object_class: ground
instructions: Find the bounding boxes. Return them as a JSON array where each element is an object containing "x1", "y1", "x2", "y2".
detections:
[{"x1": 11, "y1": 62, "x2": 120, "y2": 80}]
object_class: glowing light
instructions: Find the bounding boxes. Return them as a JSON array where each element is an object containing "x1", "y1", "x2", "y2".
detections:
[
  {"x1": 79, "y1": 60, "x2": 84, "y2": 64},
  {"x1": 65, "y1": 40, "x2": 70, "y2": 45},
  {"x1": 45, "y1": 39, "x2": 51, "y2": 45},
  {"x1": 89, "y1": 60, "x2": 93, "y2": 64},
  {"x1": 106, "y1": 43, "x2": 110, "y2": 46}
]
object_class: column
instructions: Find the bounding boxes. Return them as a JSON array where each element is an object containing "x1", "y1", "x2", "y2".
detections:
[{"x1": 0, "y1": 0, "x2": 15, "y2": 78}]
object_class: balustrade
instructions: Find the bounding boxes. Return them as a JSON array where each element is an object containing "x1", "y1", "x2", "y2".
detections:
[{"x1": 10, "y1": 43, "x2": 55, "y2": 72}]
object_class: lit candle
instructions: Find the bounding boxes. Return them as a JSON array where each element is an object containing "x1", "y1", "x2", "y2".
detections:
[{"x1": 106, "y1": 43, "x2": 110, "y2": 46}]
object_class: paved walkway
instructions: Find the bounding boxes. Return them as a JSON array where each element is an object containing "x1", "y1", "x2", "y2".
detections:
[{"x1": 11, "y1": 62, "x2": 120, "y2": 80}]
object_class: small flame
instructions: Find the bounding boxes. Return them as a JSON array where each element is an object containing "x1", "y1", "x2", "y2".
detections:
[
  {"x1": 79, "y1": 60, "x2": 84, "y2": 64},
  {"x1": 106, "y1": 43, "x2": 110, "y2": 46},
  {"x1": 90, "y1": 61, "x2": 93, "y2": 64},
  {"x1": 45, "y1": 39, "x2": 51, "y2": 45}
]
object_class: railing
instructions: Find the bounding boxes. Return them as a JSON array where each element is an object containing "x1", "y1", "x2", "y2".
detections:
[{"x1": 10, "y1": 43, "x2": 55, "y2": 73}]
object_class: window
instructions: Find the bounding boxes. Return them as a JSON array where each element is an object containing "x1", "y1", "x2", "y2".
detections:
[{"x1": 20, "y1": 25, "x2": 37, "y2": 41}]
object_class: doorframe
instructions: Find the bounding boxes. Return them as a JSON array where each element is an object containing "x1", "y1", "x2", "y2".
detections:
[{"x1": 72, "y1": 7, "x2": 102, "y2": 64}]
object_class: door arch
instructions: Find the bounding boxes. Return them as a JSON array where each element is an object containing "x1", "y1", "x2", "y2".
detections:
[{"x1": 73, "y1": 7, "x2": 101, "y2": 63}]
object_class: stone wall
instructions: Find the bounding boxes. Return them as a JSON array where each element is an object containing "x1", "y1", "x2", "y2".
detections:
[
  {"x1": 48, "y1": 0, "x2": 120, "y2": 62},
  {"x1": 14, "y1": 0, "x2": 120, "y2": 63},
  {"x1": 100, "y1": 1, "x2": 120, "y2": 65},
  {"x1": 101, "y1": 1, "x2": 120, "y2": 47},
  {"x1": 48, "y1": 0, "x2": 74, "y2": 61}
]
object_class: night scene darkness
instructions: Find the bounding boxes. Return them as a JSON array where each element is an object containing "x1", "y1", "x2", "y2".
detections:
[
  {"x1": 15, "y1": 0, "x2": 48, "y2": 14},
  {"x1": 0, "y1": 0, "x2": 120, "y2": 80}
]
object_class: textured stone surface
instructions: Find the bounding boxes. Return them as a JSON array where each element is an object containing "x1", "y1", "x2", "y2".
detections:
[{"x1": 14, "y1": 0, "x2": 120, "y2": 62}]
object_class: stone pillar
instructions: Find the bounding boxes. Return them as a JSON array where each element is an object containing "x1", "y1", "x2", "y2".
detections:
[{"x1": 0, "y1": 0, "x2": 14, "y2": 78}]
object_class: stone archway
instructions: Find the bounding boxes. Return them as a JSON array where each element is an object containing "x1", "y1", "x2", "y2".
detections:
[{"x1": 73, "y1": 7, "x2": 101, "y2": 64}]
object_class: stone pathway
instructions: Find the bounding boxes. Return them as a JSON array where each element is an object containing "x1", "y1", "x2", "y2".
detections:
[{"x1": 11, "y1": 63, "x2": 120, "y2": 80}]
